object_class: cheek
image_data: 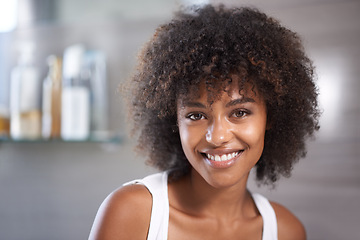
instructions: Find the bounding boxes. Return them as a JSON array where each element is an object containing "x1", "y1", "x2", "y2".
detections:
[
  {"x1": 178, "y1": 122, "x2": 204, "y2": 156},
  {"x1": 238, "y1": 120, "x2": 267, "y2": 148},
  {"x1": 178, "y1": 121, "x2": 192, "y2": 152}
]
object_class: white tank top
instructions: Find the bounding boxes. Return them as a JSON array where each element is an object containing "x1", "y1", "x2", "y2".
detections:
[{"x1": 125, "y1": 171, "x2": 278, "y2": 240}]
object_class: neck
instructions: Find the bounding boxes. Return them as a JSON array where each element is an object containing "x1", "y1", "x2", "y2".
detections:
[{"x1": 170, "y1": 169, "x2": 255, "y2": 220}]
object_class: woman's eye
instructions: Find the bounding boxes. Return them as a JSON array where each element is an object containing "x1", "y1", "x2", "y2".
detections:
[
  {"x1": 187, "y1": 113, "x2": 205, "y2": 121},
  {"x1": 232, "y1": 110, "x2": 248, "y2": 118}
]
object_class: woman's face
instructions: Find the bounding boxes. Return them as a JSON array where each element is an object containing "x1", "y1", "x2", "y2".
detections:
[{"x1": 177, "y1": 78, "x2": 268, "y2": 189}]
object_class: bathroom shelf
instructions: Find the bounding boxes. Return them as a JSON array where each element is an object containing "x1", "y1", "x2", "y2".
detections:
[{"x1": 0, "y1": 134, "x2": 123, "y2": 144}]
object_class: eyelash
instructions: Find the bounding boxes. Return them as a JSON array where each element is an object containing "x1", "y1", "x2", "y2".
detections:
[
  {"x1": 231, "y1": 109, "x2": 249, "y2": 118},
  {"x1": 186, "y1": 112, "x2": 206, "y2": 121},
  {"x1": 186, "y1": 109, "x2": 250, "y2": 121}
]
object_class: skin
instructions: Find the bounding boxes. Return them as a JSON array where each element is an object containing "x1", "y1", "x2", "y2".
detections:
[
  {"x1": 176, "y1": 79, "x2": 267, "y2": 191},
  {"x1": 88, "y1": 77, "x2": 306, "y2": 240}
]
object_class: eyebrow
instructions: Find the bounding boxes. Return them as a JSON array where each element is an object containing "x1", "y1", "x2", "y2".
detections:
[
  {"x1": 181, "y1": 101, "x2": 207, "y2": 108},
  {"x1": 225, "y1": 97, "x2": 255, "y2": 107},
  {"x1": 181, "y1": 97, "x2": 255, "y2": 108}
]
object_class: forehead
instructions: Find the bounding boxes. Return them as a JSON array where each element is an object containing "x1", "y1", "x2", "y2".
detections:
[{"x1": 178, "y1": 74, "x2": 261, "y2": 105}]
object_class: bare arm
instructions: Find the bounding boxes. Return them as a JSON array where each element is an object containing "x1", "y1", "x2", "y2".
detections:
[
  {"x1": 89, "y1": 184, "x2": 152, "y2": 240},
  {"x1": 271, "y1": 202, "x2": 306, "y2": 240}
]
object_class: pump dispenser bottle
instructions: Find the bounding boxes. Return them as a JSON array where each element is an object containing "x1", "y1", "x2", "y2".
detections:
[{"x1": 61, "y1": 44, "x2": 90, "y2": 140}]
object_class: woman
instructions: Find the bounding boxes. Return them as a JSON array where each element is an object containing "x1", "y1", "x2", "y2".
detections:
[{"x1": 89, "y1": 4, "x2": 320, "y2": 239}]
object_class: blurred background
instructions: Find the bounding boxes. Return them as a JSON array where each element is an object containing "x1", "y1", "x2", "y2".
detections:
[{"x1": 0, "y1": 0, "x2": 359, "y2": 239}]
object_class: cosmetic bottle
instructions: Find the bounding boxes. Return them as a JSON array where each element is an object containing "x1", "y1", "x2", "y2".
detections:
[
  {"x1": 61, "y1": 44, "x2": 90, "y2": 141},
  {"x1": 83, "y1": 50, "x2": 108, "y2": 139},
  {"x1": 42, "y1": 55, "x2": 62, "y2": 139},
  {"x1": 0, "y1": 106, "x2": 10, "y2": 138},
  {"x1": 10, "y1": 42, "x2": 42, "y2": 140}
]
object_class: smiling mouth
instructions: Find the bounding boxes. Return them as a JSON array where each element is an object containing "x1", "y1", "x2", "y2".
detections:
[{"x1": 202, "y1": 150, "x2": 243, "y2": 162}]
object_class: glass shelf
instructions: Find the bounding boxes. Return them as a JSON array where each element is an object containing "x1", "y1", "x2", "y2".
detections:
[{"x1": 0, "y1": 134, "x2": 123, "y2": 144}]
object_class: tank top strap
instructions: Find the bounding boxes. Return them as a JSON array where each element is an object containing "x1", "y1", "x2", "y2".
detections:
[
  {"x1": 251, "y1": 193, "x2": 278, "y2": 240},
  {"x1": 124, "y1": 172, "x2": 169, "y2": 240}
]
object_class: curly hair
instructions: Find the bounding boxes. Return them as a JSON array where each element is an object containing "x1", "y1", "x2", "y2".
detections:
[{"x1": 126, "y1": 4, "x2": 320, "y2": 184}]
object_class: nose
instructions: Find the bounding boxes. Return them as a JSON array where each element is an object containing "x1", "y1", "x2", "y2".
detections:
[{"x1": 205, "y1": 118, "x2": 232, "y2": 146}]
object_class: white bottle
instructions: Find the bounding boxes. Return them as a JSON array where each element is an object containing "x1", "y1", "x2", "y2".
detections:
[
  {"x1": 61, "y1": 44, "x2": 90, "y2": 141},
  {"x1": 10, "y1": 42, "x2": 42, "y2": 140}
]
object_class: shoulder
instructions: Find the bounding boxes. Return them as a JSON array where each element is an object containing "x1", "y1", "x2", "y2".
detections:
[
  {"x1": 270, "y1": 201, "x2": 307, "y2": 240},
  {"x1": 89, "y1": 184, "x2": 152, "y2": 240}
]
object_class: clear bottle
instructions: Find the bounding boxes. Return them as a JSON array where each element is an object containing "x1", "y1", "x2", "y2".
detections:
[
  {"x1": 61, "y1": 44, "x2": 90, "y2": 141},
  {"x1": 42, "y1": 55, "x2": 62, "y2": 139},
  {"x1": 10, "y1": 42, "x2": 42, "y2": 140},
  {"x1": 83, "y1": 50, "x2": 108, "y2": 139}
]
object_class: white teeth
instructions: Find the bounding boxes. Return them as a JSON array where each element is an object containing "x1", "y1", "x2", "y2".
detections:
[{"x1": 205, "y1": 151, "x2": 240, "y2": 162}]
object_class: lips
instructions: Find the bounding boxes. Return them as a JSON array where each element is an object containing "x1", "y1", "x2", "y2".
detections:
[
  {"x1": 201, "y1": 150, "x2": 244, "y2": 168},
  {"x1": 205, "y1": 151, "x2": 240, "y2": 162}
]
